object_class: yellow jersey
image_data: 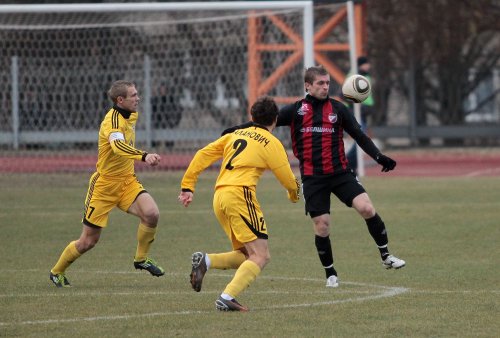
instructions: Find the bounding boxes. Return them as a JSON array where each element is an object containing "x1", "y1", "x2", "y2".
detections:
[
  {"x1": 96, "y1": 106, "x2": 146, "y2": 177},
  {"x1": 181, "y1": 124, "x2": 299, "y2": 196}
]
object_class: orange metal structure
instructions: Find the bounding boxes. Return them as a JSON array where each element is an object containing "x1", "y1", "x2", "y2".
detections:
[{"x1": 247, "y1": 3, "x2": 365, "y2": 110}]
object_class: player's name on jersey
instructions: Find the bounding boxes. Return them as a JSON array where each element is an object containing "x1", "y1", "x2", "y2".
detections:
[{"x1": 233, "y1": 129, "x2": 271, "y2": 147}]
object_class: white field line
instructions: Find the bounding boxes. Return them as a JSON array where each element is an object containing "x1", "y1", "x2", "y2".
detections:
[
  {"x1": 0, "y1": 290, "x2": 379, "y2": 298},
  {"x1": 0, "y1": 270, "x2": 496, "y2": 297},
  {"x1": 465, "y1": 166, "x2": 500, "y2": 177},
  {"x1": 1, "y1": 271, "x2": 497, "y2": 327},
  {"x1": 0, "y1": 272, "x2": 408, "y2": 327},
  {"x1": 2, "y1": 287, "x2": 496, "y2": 299}
]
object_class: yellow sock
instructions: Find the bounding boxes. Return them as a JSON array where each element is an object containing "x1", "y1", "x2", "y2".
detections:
[
  {"x1": 134, "y1": 223, "x2": 156, "y2": 262},
  {"x1": 50, "y1": 241, "x2": 82, "y2": 274},
  {"x1": 223, "y1": 260, "x2": 261, "y2": 298},
  {"x1": 208, "y1": 251, "x2": 246, "y2": 270}
]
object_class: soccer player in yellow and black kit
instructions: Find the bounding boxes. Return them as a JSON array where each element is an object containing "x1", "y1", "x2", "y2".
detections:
[
  {"x1": 49, "y1": 80, "x2": 165, "y2": 287},
  {"x1": 178, "y1": 97, "x2": 300, "y2": 312}
]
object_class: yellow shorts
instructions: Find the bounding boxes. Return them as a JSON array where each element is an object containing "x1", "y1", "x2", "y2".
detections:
[
  {"x1": 82, "y1": 172, "x2": 146, "y2": 228},
  {"x1": 213, "y1": 186, "x2": 268, "y2": 250}
]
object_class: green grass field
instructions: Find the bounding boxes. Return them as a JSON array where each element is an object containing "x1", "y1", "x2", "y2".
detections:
[{"x1": 0, "y1": 172, "x2": 498, "y2": 337}]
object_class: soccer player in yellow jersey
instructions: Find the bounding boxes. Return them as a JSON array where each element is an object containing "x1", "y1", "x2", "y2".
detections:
[
  {"x1": 178, "y1": 96, "x2": 300, "y2": 311},
  {"x1": 49, "y1": 80, "x2": 165, "y2": 287}
]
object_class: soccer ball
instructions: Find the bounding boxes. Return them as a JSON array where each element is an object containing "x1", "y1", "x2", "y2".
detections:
[{"x1": 342, "y1": 74, "x2": 371, "y2": 103}]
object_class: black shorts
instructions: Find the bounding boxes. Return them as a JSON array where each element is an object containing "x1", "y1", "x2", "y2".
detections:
[{"x1": 302, "y1": 172, "x2": 366, "y2": 218}]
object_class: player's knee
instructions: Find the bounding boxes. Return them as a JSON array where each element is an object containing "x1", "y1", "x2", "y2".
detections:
[
  {"x1": 352, "y1": 193, "x2": 375, "y2": 218},
  {"x1": 77, "y1": 237, "x2": 98, "y2": 253},
  {"x1": 314, "y1": 221, "x2": 330, "y2": 237},
  {"x1": 142, "y1": 208, "x2": 160, "y2": 226},
  {"x1": 263, "y1": 251, "x2": 271, "y2": 266},
  {"x1": 358, "y1": 204, "x2": 375, "y2": 219},
  {"x1": 265, "y1": 256, "x2": 271, "y2": 267},
  {"x1": 256, "y1": 252, "x2": 271, "y2": 269}
]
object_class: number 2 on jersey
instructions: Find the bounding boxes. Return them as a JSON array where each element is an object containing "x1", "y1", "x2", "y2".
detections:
[{"x1": 225, "y1": 139, "x2": 248, "y2": 170}]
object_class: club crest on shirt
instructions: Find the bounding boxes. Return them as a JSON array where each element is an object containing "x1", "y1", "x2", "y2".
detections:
[
  {"x1": 328, "y1": 113, "x2": 337, "y2": 123},
  {"x1": 297, "y1": 102, "x2": 312, "y2": 116}
]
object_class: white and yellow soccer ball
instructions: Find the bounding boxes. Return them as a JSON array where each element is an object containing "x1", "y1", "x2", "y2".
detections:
[{"x1": 342, "y1": 74, "x2": 371, "y2": 103}]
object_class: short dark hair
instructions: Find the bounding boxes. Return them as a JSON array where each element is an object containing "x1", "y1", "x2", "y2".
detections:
[
  {"x1": 108, "y1": 80, "x2": 135, "y2": 103},
  {"x1": 250, "y1": 96, "x2": 278, "y2": 126},
  {"x1": 304, "y1": 65, "x2": 328, "y2": 84}
]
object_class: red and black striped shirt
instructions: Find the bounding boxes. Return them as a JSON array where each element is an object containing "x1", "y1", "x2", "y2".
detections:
[{"x1": 278, "y1": 95, "x2": 380, "y2": 177}]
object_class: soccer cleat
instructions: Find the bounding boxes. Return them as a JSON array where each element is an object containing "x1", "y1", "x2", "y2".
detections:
[
  {"x1": 190, "y1": 252, "x2": 207, "y2": 292},
  {"x1": 215, "y1": 296, "x2": 249, "y2": 312},
  {"x1": 49, "y1": 272, "x2": 71, "y2": 287},
  {"x1": 326, "y1": 275, "x2": 339, "y2": 288},
  {"x1": 134, "y1": 257, "x2": 165, "y2": 277},
  {"x1": 382, "y1": 254, "x2": 406, "y2": 269}
]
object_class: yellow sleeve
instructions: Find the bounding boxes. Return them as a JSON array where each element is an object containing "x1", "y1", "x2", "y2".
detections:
[
  {"x1": 272, "y1": 165, "x2": 300, "y2": 202},
  {"x1": 109, "y1": 139, "x2": 146, "y2": 161},
  {"x1": 267, "y1": 141, "x2": 300, "y2": 201},
  {"x1": 181, "y1": 136, "x2": 227, "y2": 192}
]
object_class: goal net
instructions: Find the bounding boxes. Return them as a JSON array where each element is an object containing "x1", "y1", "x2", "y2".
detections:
[{"x1": 0, "y1": 2, "x2": 347, "y2": 172}]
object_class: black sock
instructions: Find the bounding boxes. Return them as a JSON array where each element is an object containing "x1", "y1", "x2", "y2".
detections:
[
  {"x1": 378, "y1": 245, "x2": 390, "y2": 260},
  {"x1": 365, "y1": 213, "x2": 390, "y2": 259},
  {"x1": 315, "y1": 235, "x2": 337, "y2": 278}
]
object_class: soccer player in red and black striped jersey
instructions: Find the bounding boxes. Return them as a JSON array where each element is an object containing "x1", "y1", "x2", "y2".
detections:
[
  {"x1": 49, "y1": 80, "x2": 165, "y2": 287},
  {"x1": 223, "y1": 66, "x2": 405, "y2": 288}
]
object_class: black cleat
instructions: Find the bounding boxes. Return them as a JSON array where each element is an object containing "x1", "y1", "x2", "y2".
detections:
[
  {"x1": 134, "y1": 257, "x2": 165, "y2": 277},
  {"x1": 190, "y1": 252, "x2": 207, "y2": 292},
  {"x1": 215, "y1": 296, "x2": 249, "y2": 312},
  {"x1": 49, "y1": 271, "x2": 71, "y2": 287}
]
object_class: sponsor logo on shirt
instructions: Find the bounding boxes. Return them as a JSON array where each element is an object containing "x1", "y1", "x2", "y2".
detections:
[
  {"x1": 300, "y1": 127, "x2": 335, "y2": 133},
  {"x1": 297, "y1": 102, "x2": 312, "y2": 116},
  {"x1": 328, "y1": 113, "x2": 337, "y2": 123}
]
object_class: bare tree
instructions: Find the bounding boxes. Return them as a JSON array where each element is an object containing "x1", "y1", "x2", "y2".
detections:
[{"x1": 367, "y1": 0, "x2": 500, "y2": 128}]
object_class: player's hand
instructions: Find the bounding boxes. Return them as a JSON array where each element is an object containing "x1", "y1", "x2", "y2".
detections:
[
  {"x1": 178, "y1": 191, "x2": 193, "y2": 207},
  {"x1": 376, "y1": 153, "x2": 396, "y2": 172},
  {"x1": 145, "y1": 153, "x2": 161, "y2": 166},
  {"x1": 287, "y1": 190, "x2": 299, "y2": 203},
  {"x1": 287, "y1": 178, "x2": 301, "y2": 203}
]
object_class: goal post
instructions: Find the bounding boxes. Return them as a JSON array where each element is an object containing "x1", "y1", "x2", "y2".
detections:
[{"x1": 346, "y1": 0, "x2": 365, "y2": 177}]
